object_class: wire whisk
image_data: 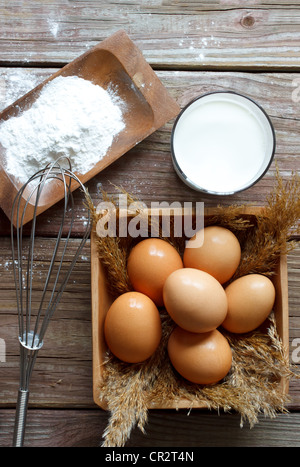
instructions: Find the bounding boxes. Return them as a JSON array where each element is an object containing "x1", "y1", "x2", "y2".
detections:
[{"x1": 11, "y1": 158, "x2": 91, "y2": 447}]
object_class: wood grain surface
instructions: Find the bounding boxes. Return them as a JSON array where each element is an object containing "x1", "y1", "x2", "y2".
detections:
[
  {"x1": 0, "y1": 69, "x2": 300, "y2": 235},
  {"x1": 1, "y1": 1, "x2": 300, "y2": 70},
  {"x1": 0, "y1": 0, "x2": 299, "y2": 448},
  {"x1": 1, "y1": 409, "x2": 300, "y2": 447}
]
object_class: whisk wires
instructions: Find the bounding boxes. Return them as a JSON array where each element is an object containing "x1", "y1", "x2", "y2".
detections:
[{"x1": 12, "y1": 158, "x2": 91, "y2": 446}]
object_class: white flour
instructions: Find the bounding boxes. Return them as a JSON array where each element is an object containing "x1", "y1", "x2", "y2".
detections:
[
  {"x1": 0, "y1": 68, "x2": 43, "y2": 111},
  {"x1": 0, "y1": 75, "x2": 125, "y2": 183}
]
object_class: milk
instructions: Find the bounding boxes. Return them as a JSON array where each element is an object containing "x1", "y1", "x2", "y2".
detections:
[{"x1": 172, "y1": 93, "x2": 275, "y2": 194}]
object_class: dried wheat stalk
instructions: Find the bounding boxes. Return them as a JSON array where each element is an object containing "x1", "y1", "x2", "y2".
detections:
[{"x1": 88, "y1": 169, "x2": 300, "y2": 447}]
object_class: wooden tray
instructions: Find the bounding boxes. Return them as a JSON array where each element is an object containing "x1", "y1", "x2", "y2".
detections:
[
  {"x1": 0, "y1": 30, "x2": 180, "y2": 226},
  {"x1": 91, "y1": 207, "x2": 289, "y2": 410}
]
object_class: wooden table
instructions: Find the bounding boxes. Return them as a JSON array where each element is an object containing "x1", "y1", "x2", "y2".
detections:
[{"x1": 0, "y1": 1, "x2": 299, "y2": 448}]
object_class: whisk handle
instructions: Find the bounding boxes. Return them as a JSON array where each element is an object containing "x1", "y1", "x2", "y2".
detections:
[{"x1": 13, "y1": 389, "x2": 29, "y2": 447}]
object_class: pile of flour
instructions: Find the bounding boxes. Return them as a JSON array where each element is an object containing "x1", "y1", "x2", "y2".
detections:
[{"x1": 0, "y1": 75, "x2": 125, "y2": 183}]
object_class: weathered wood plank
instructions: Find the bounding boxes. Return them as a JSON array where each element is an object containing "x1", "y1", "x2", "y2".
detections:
[
  {"x1": 0, "y1": 0, "x2": 298, "y2": 450},
  {"x1": 163, "y1": 1, "x2": 300, "y2": 10},
  {"x1": 0, "y1": 238, "x2": 94, "y2": 407},
  {"x1": 0, "y1": 2, "x2": 300, "y2": 69},
  {"x1": 0, "y1": 68, "x2": 299, "y2": 235},
  {"x1": 92, "y1": 70, "x2": 299, "y2": 210},
  {"x1": 0, "y1": 238, "x2": 299, "y2": 409},
  {"x1": 1, "y1": 408, "x2": 300, "y2": 447}
]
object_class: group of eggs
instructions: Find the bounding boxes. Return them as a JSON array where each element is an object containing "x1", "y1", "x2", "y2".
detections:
[{"x1": 104, "y1": 226, "x2": 276, "y2": 386}]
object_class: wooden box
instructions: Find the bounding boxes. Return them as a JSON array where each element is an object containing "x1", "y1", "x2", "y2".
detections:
[{"x1": 91, "y1": 207, "x2": 289, "y2": 410}]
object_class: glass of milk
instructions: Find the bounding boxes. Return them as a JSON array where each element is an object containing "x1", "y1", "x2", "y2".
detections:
[{"x1": 171, "y1": 92, "x2": 276, "y2": 195}]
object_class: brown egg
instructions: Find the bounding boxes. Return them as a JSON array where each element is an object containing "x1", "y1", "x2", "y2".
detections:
[
  {"x1": 127, "y1": 238, "x2": 183, "y2": 306},
  {"x1": 168, "y1": 327, "x2": 232, "y2": 385},
  {"x1": 163, "y1": 268, "x2": 228, "y2": 333},
  {"x1": 183, "y1": 226, "x2": 241, "y2": 284},
  {"x1": 104, "y1": 291, "x2": 162, "y2": 363},
  {"x1": 222, "y1": 274, "x2": 276, "y2": 334}
]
